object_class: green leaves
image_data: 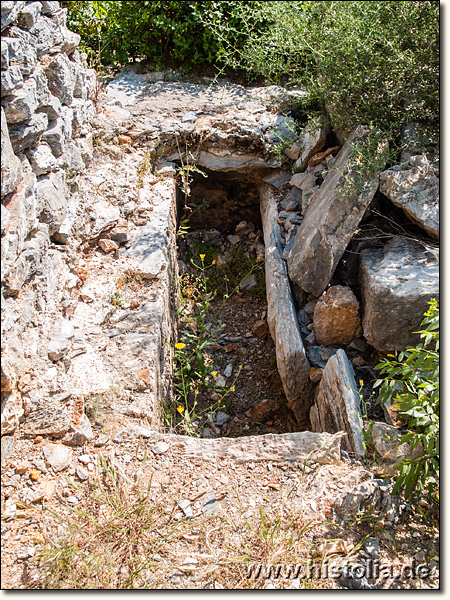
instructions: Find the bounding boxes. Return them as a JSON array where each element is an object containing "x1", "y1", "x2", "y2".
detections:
[{"x1": 374, "y1": 300, "x2": 439, "y2": 505}]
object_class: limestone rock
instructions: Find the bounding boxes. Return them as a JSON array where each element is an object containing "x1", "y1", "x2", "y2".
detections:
[
  {"x1": 3, "y1": 29, "x2": 37, "y2": 76},
  {"x1": 310, "y1": 349, "x2": 365, "y2": 458},
  {"x1": 44, "y1": 53, "x2": 75, "y2": 106},
  {"x1": 379, "y1": 155, "x2": 439, "y2": 239},
  {"x1": 156, "y1": 430, "x2": 343, "y2": 465},
  {"x1": 62, "y1": 414, "x2": 93, "y2": 446},
  {"x1": 107, "y1": 219, "x2": 129, "y2": 244},
  {"x1": 27, "y1": 143, "x2": 57, "y2": 176},
  {"x1": 42, "y1": 117, "x2": 65, "y2": 157},
  {"x1": 23, "y1": 406, "x2": 71, "y2": 437},
  {"x1": 1, "y1": 389, "x2": 23, "y2": 435},
  {"x1": 37, "y1": 171, "x2": 67, "y2": 235},
  {"x1": 52, "y1": 192, "x2": 79, "y2": 244},
  {"x1": 47, "y1": 319, "x2": 74, "y2": 361},
  {"x1": 40, "y1": 1, "x2": 60, "y2": 16},
  {"x1": 359, "y1": 237, "x2": 439, "y2": 352},
  {"x1": 29, "y1": 14, "x2": 61, "y2": 57},
  {"x1": 91, "y1": 202, "x2": 120, "y2": 236},
  {"x1": 332, "y1": 478, "x2": 392, "y2": 518},
  {"x1": 8, "y1": 111, "x2": 48, "y2": 153},
  {"x1": 1, "y1": 107, "x2": 22, "y2": 197},
  {"x1": 2, "y1": 165, "x2": 41, "y2": 253},
  {"x1": 125, "y1": 178, "x2": 176, "y2": 279},
  {"x1": 1, "y1": 65, "x2": 23, "y2": 96},
  {"x1": 1, "y1": 1, "x2": 26, "y2": 31},
  {"x1": 58, "y1": 138, "x2": 85, "y2": 172},
  {"x1": 5, "y1": 224, "x2": 49, "y2": 295},
  {"x1": 1, "y1": 204, "x2": 10, "y2": 234},
  {"x1": 1, "y1": 435, "x2": 15, "y2": 463},
  {"x1": 288, "y1": 126, "x2": 388, "y2": 297},
  {"x1": 313, "y1": 286, "x2": 362, "y2": 346},
  {"x1": 294, "y1": 121, "x2": 328, "y2": 172},
  {"x1": 98, "y1": 238, "x2": 119, "y2": 253},
  {"x1": 2, "y1": 77, "x2": 38, "y2": 123},
  {"x1": 43, "y1": 444, "x2": 72, "y2": 471},
  {"x1": 400, "y1": 122, "x2": 439, "y2": 163},
  {"x1": 260, "y1": 182, "x2": 313, "y2": 425},
  {"x1": 17, "y1": 2, "x2": 42, "y2": 29},
  {"x1": 290, "y1": 172, "x2": 317, "y2": 191}
]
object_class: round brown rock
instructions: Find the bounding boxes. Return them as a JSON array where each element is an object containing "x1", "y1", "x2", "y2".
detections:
[{"x1": 313, "y1": 286, "x2": 362, "y2": 346}]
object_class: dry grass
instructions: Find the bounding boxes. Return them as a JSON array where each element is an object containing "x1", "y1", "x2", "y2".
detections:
[{"x1": 33, "y1": 457, "x2": 333, "y2": 589}]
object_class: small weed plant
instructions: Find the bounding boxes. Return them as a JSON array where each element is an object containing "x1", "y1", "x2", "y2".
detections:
[
  {"x1": 35, "y1": 455, "x2": 184, "y2": 589},
  {"x1": 373, "y1": 299, "x2": 439, "y2": 505},
  {"x1": 170, "y1": 246, "x2": 263, "y2": 435}
]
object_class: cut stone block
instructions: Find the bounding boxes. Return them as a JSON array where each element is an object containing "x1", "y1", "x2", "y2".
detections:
[
  {"x1": 288, "y1": 126, "x2": 388, "y2": 297},
  {"x1": 310, "y1": 349, "x2": 365, "y2": 459},
  {"x1": 260, "y1": 182, "x2": 313, "y2": 425}
]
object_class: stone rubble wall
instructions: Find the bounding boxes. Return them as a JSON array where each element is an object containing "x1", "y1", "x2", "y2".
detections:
[{"x1": 1, "y1": 1, "x2": 96, "y2": 435}]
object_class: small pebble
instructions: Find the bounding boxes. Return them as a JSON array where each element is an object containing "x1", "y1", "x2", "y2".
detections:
[
  {"x1": 94, "y1": 434, "x2": 109, "y2": 447},
  {"x1": 415, "y1": 551, "x2": 426, "y2": 562},
  {"x1": 224, "y1": 363, "x2": 233, "y2": 378},
  {"x1": 32, "y1": 459, "x2": 47, "y2": 474},
  {"x1": 67, "y1": 496, "x2": 78, "y2": 505},
  {"x1": 78, "y1": 455, "x2": 91, "y2": 465},
  {"x1": 76, "y1": 465, "x2": 89, "y2": 481},
  {"x1": 29, "y1": 469, "x2": 40, "y2": 482},
  {"x1": 152, "y1": 441, "x2": 169, "y2": 455}
]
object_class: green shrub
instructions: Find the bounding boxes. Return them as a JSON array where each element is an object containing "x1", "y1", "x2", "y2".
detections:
[
  {"x1": 208, "y1": 1, "x2": 439, "y2": 138},
  {"x1": 61, "y1": 1, "x2": 268, "y2": 70},
  {"x1": 373, "y1": 299, "x2": 439, "y2": 504}
]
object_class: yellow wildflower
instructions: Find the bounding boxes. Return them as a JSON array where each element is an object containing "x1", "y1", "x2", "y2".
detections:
[
  {"x1": 359, "y1": 380, "x2": 364, "y2": 386},
  {"x1": 175, "y1": 342, "x2": 186, "y2": 349},
  {"x1": 212, "y1": 371, "x2": 218, "y2": 378},
  {"x1": 177, "y1": 405, "x2": 185, "y2": 413},
  {"x1": 200, "y1": 254, "x2": 206, "y2": 260}
]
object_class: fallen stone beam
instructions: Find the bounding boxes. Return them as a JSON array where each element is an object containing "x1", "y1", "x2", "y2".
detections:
[
  {"x1": 259, "y1": 181, "x2": 314, "y2": 425},
  {"x1": 151, "y1": 430, "x2": 343, "y2": 464}
]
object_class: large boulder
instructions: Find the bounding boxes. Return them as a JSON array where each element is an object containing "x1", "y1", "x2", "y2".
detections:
[
  {"x1": 294, "y1": 120, "x2": 328, "y2": 172},
  {"x1": 1, "y1": 1, "x2": 26, "y2": 31},
  {"x1": 44, "y1": 53, "x2": 76, "y2": 105},
  {"x1": 287, "y1": 126, "x2": 388, "y2": 297},
  {"x1": 2, "y1": 78, "x2": 38, "y2": 123},
  {"x1": 379, "y1": 155, "x2": 439, "y2": 240},
  {"x1": 400, "y1": 122, "x2": 439, "y2": 163},
  {"x1": 36, "y1": 171, "x2": 67, "y2": 236},
  {"x1": 1, "y1": 107, "x2": 22, "y2": 197},
  {"x1": 310, "y1": 348, "x2": 365, "y2": 459},
  {"x1": 359, "y1": 237, "x2": 439, "y2": 352},
  {"x1": 7, "y1": 111, "x2": 48, "y2": 153},
  {"x1": 313, "y1": 285, "x2": 362, "y2": 346},
  {"x1": 260, "y1": 181, "x2": 313, "y2": 425}
]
